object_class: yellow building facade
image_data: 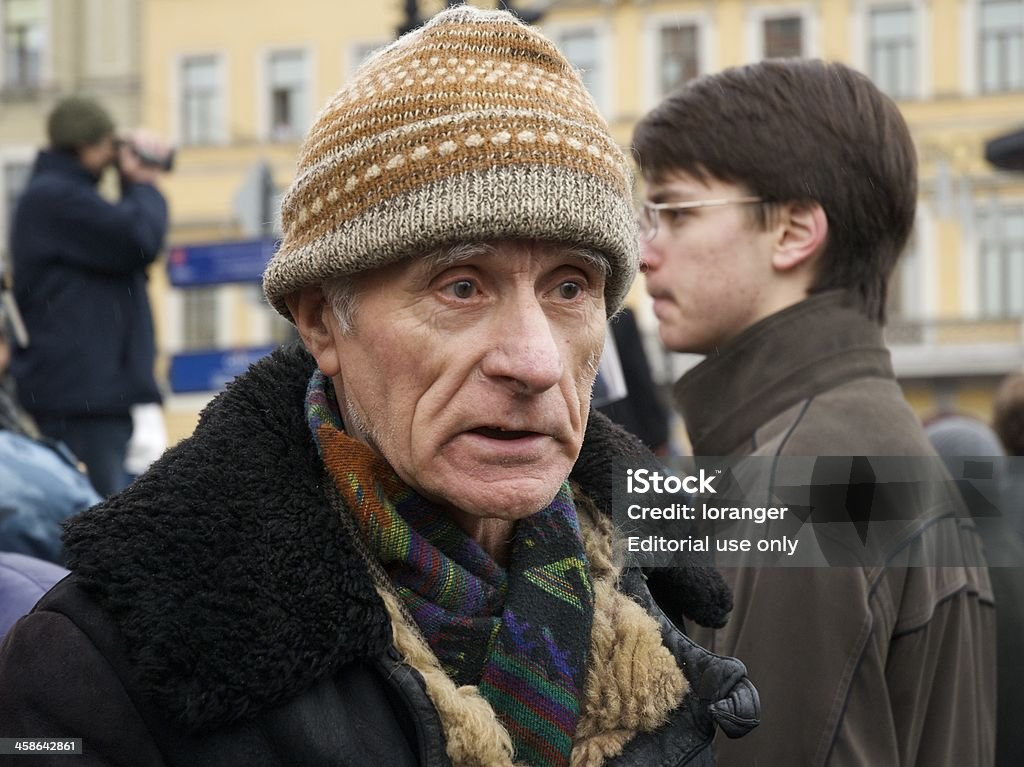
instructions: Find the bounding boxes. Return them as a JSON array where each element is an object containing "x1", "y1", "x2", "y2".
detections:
[
  {"x1": 26, "y1": 0, "x2": 1024, "y2": 441},
  {"x1": 0, "y1": 0, "x2": 143, "y2": 266}
]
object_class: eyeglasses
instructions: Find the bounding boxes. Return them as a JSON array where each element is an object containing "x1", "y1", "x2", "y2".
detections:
[{"x1": 637, "y1": 196, "x2": 764, "y2": 242}]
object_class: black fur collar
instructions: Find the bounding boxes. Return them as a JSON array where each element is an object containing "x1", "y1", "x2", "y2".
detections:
[{"x1": 63, "y1": 343, "x2": 728, "y2": 731}]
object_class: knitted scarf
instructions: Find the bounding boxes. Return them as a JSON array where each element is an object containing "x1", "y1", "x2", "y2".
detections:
[{"x1": 306, "y1": 372, "x2": 595, "y2": 767}]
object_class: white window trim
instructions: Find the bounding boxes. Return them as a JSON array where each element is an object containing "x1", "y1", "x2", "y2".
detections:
[
  {"x1": 962, "y1": 0, "x2": 978, "y2": 97},
  {"x1": 0, "y1": 0, "x2": 54, "y2": 88},
  {"x1": 0, "y1": 144, "x2": 34, "y2": 249},
  {"x1": 917, "y1": 202, "x2": 938, "y2": 319},
  {"x1": 542, "y1": 19, "x2": 614, "y2": 118},
  {"x1": 850, "y1": 0, "x2": 930, "y2": 100},
  {"x1": 641, "y1": 9, "x2": 715, "y2": 111},
  {"x1": 967, "y1": 0, "x2": 1024, "y2": 96},
  {"x1": 894, "y1": 206, "x2": 937, "y2": 320},
  {"x1": 745, "y1": 3, "x2": 820, "y2": 62},
  {"x1": 243, "y1": 284, "x2": 272, "y2": 346},
  {"x1": 257, "y1": 45, "x2": 315, "y2": 143},
  {"x1": 966, "y1": 192, "x2": 1024, "y2": 319},
  {"x1": 964, "y1": 193, "x2": 998, "y2": 320},
  {"x1": 165, "y1": 285, "x2": 183, "y2": 352},
  {"x1": 347, "y1": 39, "x2": 387, "y2": 80},
  {"x1": 171, "y1": 50, "x2": 229, "y2": 146}
]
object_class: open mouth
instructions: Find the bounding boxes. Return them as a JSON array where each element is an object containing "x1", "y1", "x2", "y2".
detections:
[{"x1": 471, "y1": 427, "x2": 540, "y2": 441}]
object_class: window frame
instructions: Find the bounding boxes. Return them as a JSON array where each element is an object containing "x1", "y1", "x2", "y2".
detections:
[
  {"x1": 975, "y1": 200, "x2": 1024, "y2": 318},
  {"x1": 174, "y1": 51, "x2": 228, "y2": 147},
  {"x1": 975, "y1": 0, "x2": 1024, "y2": 94},
  {"x1": 543, "y1": 19, "x2": 614, "y2": 116},
  {"x1": 745, "y1": 3, "x2": 820, "y2": 62},
  {"x1": 642, "y1": 10, "x2": 714, "y2": 109},
  {"x1": 858, "y1": 1, "x2": 925, "y2": 101},
  {"x1": 0, "y1": 0, "x2": 51, "y2": 91},
  {"x1": 259, "y1": 46, "x2": 313, "y2": 144}
]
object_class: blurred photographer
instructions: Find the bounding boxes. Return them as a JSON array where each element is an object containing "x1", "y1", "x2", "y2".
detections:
[{"x1": 8, "y1": 95, "x2": 170, "y2": 496}]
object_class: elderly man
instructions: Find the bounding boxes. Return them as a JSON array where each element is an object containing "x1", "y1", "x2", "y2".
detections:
[{"x1": 0, "y1": 8, "x2": 756, "y2": 766}]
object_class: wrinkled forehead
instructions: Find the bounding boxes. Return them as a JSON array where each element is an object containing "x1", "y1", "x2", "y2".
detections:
[{"x1": 361, "y1": 240, "x2": 611, "y2": 284}]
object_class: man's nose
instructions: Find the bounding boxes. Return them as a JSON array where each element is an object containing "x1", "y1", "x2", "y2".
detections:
[
  {"x1": 481, "y1": 297, "x2": 564, "y2": 396},
  {"x1": 640, "y1": 238, "x2": 663, "y2": 273}
]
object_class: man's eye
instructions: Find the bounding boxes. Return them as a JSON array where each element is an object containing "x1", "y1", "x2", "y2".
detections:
[
  {"x1": 558, "y1": 281, "x2": 583, "y2": 300},
  {"x1": 446, "y1": 280, "x2": 476, "y2": 299},
  {"x1": 663, "y1": 209, "x2": 691, "y2": 225}
]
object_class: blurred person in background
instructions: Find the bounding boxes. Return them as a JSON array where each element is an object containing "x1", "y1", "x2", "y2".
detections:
[
  {"x1": 0, "y1": 9, "x2": 758, "y2": 765},
  {"x1": 596, "y1": 307, "x2": 671, "y2": 455},
  {"x1": 8, "y1": 95, "x2": 171, "y2": 497},
  {"x1": 633, "y1": 58, "x2": 995, "y2": 766},
  {"x1": 926, "y1": 413, "x2": 1024, "y2": 767},
  {"x1": 0, "y1": 305, "x2": 100, "y2": 564}
]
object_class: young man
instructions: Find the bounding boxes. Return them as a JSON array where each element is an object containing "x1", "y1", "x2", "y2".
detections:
[{"x1": 633, "y1": 59, "x2": 995, "y2": 766}]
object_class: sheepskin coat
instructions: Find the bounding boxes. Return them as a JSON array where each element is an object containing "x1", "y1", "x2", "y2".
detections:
[{"x1": 0, "y1": 344, "x2": 759, "y2": 766}]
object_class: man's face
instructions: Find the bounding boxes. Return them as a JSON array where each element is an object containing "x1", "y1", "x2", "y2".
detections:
[
  {"x1": 329, "y1": 240, "x2": 606, "y2": 522},
  {"x1": 78, "y1": 135, "x2": 117, "y2": 177},
  {"x1": 641, "y1": 171, "x2": 779, "y2": 354}
]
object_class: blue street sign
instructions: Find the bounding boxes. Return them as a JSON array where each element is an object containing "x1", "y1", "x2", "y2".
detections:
[
  {"x1": 169, "y1": 346, "x2": 277, "y2": 393},
  {"x1": 167, "y1": 239, "x2": 279, "y2": 287}
]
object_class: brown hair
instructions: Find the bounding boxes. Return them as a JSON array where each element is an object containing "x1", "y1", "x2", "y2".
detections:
[
  {"x1": 632, "y1": 59, "x2": 917, "y2": 324},
  {"x1": 994, "y1": 374, "x2": 1024, "y2": 456}
]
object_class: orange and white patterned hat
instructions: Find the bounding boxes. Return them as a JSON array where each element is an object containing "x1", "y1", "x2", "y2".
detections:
[{"x1": 263, "y1": 5, "x2": 638, "y2": 320}]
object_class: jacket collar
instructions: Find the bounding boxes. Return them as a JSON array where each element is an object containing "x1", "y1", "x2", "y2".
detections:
[
  {"x1": 674, "y1": 291, "x2": 894, "y2": 456},
  {"x1": 63, "y1": 343, "x2": 704, "y2": 731},
  {"x1": 33, "y1": 149, "x2": 101, "y2": 186}
]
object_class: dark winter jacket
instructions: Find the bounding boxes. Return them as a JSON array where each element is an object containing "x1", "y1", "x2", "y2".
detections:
[
  {"x1": 0, "y1": 343, "x2": 759, "y2": 766},
  {"x1": 9, "y1": 150, "x2": 167, "y2": 416}
]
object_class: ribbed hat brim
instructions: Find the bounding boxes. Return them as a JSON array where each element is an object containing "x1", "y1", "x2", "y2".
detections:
[{"x1": 265, "y1": 164, "x2": 638, "y2": 319}]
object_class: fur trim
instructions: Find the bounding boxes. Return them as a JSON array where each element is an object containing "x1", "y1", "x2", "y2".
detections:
[
  {"x1": 378, "y1": 492, "x2": 687, "y2": 767},
  {"x1": 60, "y1": 343, "x2": 714, "y2": 731}
]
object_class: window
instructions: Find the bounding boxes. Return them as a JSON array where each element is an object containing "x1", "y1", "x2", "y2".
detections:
[
  {"x1": 979, "y1": 0, "x2": 1024, "y2": 93},
  {"x1": 182, "y1": 288, "x2": 219, "y2": 349},
  {"x1": 2, "y1": 0, "x2": 43, "y2": 89},
  {"x1": 657, "y1": 23, "x2": 700, "y2": 97},
  {"x1": 868, "y1": 5, "x2": 916, "y2": 99},
  {"x1": 180, "y1": 55, "x2": 222, "y2": 145},
  {"x1": 556, "y1": 27, "x2": 603, "y2": 110},
  {"x1": 350, "y1": 41, "x2": 385, "y2": 74},
  {"x1": 267, "y1": 50, "x2": 308, "y2": 142},
  {"x1": 763, "y1": 16, "x2": 804, "y2": 59},
  {"x1": 977, "y1": 204, "x2": 1024, "y2": 318}
]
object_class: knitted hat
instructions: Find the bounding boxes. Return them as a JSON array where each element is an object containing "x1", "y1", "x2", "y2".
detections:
[
  {"x1": 47, "y1": 96, "x2": 116, "y2": 150},
  {"x1": 263, "y1": 5, "x2": 639, "y2": 321}
]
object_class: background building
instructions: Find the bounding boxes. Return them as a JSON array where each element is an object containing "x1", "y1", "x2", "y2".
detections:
[
  {"x1": 0, "y1": 0, "x2": 142, "y2": 267},
  {"x1": 3, "y1": 0, "x2": 1023, "y2": 444}
]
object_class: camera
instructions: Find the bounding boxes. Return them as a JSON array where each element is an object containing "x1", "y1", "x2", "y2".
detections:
[{"x1": 115, "y1": 138, "x2": 175, "y2": 172}]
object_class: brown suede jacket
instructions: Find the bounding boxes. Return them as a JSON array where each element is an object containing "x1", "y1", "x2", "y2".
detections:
[{"x1": 676, "y1": 291, "x2": 996, "y2": 767}]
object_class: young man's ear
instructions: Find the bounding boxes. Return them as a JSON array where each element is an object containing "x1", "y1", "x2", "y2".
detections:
[
  {"x1": 285, "y1": 287, "x2": 341, "y2": 377},
  {"x1": 772, "y1": 201, "x2": 828, "y2": 272}
]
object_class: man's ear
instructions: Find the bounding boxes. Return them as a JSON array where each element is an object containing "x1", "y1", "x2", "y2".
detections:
[
  {"x1": 772, "y1": 201, "x2": 828, "y2": 272},
  {"x1": 285, "y1": 287, "x2": 341, "y2": 377}
]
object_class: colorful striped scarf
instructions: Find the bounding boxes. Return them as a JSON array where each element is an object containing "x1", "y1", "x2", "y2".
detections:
[{"x1": 307, "y1": 371, "x2": 594, "y2": 767}]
